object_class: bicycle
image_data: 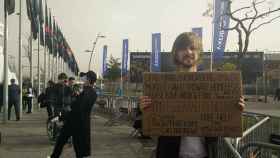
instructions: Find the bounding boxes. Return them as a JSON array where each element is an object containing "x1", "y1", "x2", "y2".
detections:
[{"x1": 46, "y1": 107, "x2": 71, "y2": 144}]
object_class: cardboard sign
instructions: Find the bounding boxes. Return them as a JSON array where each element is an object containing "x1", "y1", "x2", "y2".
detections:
[{"x1": 143, "y1": 71, "x2": 242, "y2": 137}]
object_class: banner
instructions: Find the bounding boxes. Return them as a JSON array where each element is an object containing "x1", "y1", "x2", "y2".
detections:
[
  {"x1": 130, "y1": 52, "x2": 150, "y2": 83},
  {"x1": 151, "y1": 33, "x2": 161, "y2": 72},
  {"x1": 102, "y1": 45, "x2": 108, "y2": 77},
  {"x1": 5, "y1": 0, "x2": 15, "y2": 15},
  {"x1": 213, "y1": 0, "x2": 230, "y2": 61},
  {"x1": 122, "y1": 39, "x2": 129, "y2": 74},
  {"x1": 192, "y1": 27, "x2": 203, "y2": 39}
]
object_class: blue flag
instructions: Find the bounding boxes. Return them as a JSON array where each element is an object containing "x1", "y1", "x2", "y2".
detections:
[
  {"x1": 102, "y1": 45, "x2": 108, "y2": 77},
  {"x1": 192, "y1": 27, "x2": 203, "y2": 39},
  {"x1": 122, "y1": 39, "x2": 129, "y2": 74},
  {"x1": 213, "y1": 0, "x2": 230, "y2": 61},
  {"x1": 151, "y1": 33, "x2": 161, "y2": 72}
]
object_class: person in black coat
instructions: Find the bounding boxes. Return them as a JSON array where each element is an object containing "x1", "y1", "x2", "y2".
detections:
[
  {"x1": 49, "y1": 71, "x2": 97, "y2": 158},
  {"x1": 45, "y1": 80, "x2": 56, "y2": 118},
  {"x1": 8, "y1": 79, "x2": 21, "y2": 121},
  {"x1": 0, "y1": 84, "x2": 3, "y2": 112},
  {"x1": 274, "y1": 88, "x2": 280, "y2": 102},
  {"x1": 53, "y1": 73, "x2": 73, "y2": 117}
]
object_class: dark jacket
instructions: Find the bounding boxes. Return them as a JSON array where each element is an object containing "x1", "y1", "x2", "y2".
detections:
[
  {"x1": 274, "y1": 88, "x2": 280, "y2": 101},
  {"x1": 156, "y1": 136, "x2": 218, "y2": 158},
  {"x1": 65, "y1": 85, "x2": 97, "y2": 157},
  {"x1": 0, "y1": 84, "x2": 3, "y2": 107},
  {"x1": 45, "y1": 86, "x2": 56, "y2": 105},
  {"x1": 53, "y1": 83, "x2": 72, "y2": 108},
  {"x1": 8, "y1": 84, "x2": 20, "y2": 102}
]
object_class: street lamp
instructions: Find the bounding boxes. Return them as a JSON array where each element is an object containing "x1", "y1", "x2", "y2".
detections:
[{"x1": 85, "y1": 33, "x2": 106, "y2": 71}]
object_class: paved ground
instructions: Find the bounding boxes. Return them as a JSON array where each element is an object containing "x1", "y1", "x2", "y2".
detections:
[
  {"x1": 0, "y1": 110, "x2": 155, "y2": 158},
  {"x1": 245, "y1": 96, "x2": 280, "y2": 117},
  {"x1": 0, "y1": 97, "x2": 279, "y2": 158}
]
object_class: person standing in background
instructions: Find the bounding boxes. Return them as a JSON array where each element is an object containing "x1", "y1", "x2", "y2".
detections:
[
  {"x1": 26, "y1": 84, "x2": 34, "y2": 114},
  {"x1": 45, "y1": 80, "x2": 56, "y2": 118},
  {"x1": 8, "y1": 79, "x2": 21, "y2": 121},
  {"x1": 0, "y1": 84, "x2": 3, "y2": 113}
]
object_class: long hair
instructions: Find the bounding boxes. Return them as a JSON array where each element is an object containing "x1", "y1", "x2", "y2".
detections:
[{"x1": 171, "y1": 32, "x2": 202, "y2": 65}]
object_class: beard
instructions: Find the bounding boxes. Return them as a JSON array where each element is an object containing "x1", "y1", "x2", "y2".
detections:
[{"x1": 176, "y1": 54, "x2": 197, "y2": 68}]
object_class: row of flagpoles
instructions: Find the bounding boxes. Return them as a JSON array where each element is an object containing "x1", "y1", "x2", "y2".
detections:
[
  {"x1": 2, "y1": 0, "x2": 79, "y2": 122},
  {"x1": 26, "y1": 0, "x2": 79, "y2": 77}
]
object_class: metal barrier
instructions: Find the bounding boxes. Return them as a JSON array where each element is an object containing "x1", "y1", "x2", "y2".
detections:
[
  {"x1": 217, "y1": 112, "x2": 280, "y2": 158},
  {"x1": 95, "y1": 96, "x2": 280, "y2": 158},
  {"x1": 95, "y1": 95, "x2": 139, "y2": 126}
]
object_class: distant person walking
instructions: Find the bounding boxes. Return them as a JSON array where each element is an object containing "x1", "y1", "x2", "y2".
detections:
[
  {"x1": 8, "y1": 79, "x2": 20, "y2": 121},
  {"x1": 26, "y1": 86, "x2": 34, "y2": 114}
]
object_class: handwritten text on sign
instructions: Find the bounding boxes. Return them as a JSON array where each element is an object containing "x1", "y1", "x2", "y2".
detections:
[{"x1": 143, "y1": 72, "x2": 242, "y2": 137}]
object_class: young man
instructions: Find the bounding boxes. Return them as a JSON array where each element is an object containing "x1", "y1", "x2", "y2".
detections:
[
  {"x1": 140, "y1": 32, "x2": 245, "y2": 158},
  {"x1": 48, "y1": 71, "x2": 98, "y2": 158}
]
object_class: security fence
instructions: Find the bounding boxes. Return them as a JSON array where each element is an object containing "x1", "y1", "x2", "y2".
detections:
[{"x1": 95, "y1": 95, "x2": 280, "y2": 158}]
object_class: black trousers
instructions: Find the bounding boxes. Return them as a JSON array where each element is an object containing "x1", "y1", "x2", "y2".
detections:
[
  {"x1": 51, "y1": 123, "x2": 83, "y2": 158},
  {"x1": 26, "y1": 97, "x2": 32, "y2": 113},
  {"x1": 8, "y1": 100, "x2": 20, "y2": 120},
  {"x1": 47, "y1": 104, "x2": 53, "y2": 118}
]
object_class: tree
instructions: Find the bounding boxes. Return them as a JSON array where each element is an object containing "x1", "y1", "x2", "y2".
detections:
[
  {"x1": 204, "y1": 0, "x2": 280, "y2": 57},
  {"x1": 221, "y1": 62, "x2": 237, "y2": 71},
  {"x1": 103, "y1": 55, "x2": 121, "y2": 81}
]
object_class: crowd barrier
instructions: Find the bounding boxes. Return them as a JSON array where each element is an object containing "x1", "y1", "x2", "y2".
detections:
[{"x1": 95, "y1": 95, "x2": 280, "y2": 158}]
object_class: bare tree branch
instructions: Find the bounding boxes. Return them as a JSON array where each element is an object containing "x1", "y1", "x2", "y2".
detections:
[
  {"x1": 255, "y1": 7, "x2": 280, "y2": 19},
  {"x1": 248, "y1": 0, "x2": 259, "y2": 31},
  {"x1": 245, "y1": 10, "x2": 253, "y2": 18},
  {"x1": 250, "y1": 15, "x2": 280, "y2": 32},
  {"x1": 236, "y1": 25, "x2": 243, "y2": 55},
  {"x1": 238, "y1": 7, "x2": 280, "y2": 22},
  {"x1": 254, "y1": 0, "x2": 267, "y2": 6},
  {"x1": 202, "y1": 2, "x2": 213, "y2": 17},
  {"x1": 252, "y1": 0, "x2": 259, "y2": 18},
  {"x1": 204, "y1": 0, "x2": 280, "y2": 56},
  {"x1": 232, "y1": 6, "x2": 251, "y2": 15},
  {"x1": 231, "y1": 0, "x2": 266, "y2": 15},
  {"x1": 222, "y1": 23, "x2": 238, "y2": 31}
]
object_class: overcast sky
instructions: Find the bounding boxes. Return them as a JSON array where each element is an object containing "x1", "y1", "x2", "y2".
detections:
[{"x1": 1, "y1": 0, "x2": 280, "y2": 76}]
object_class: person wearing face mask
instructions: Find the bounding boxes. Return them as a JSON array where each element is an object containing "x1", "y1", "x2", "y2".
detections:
[{"x1": 48, "y1": 71, "x2": 98, "y2": 158}]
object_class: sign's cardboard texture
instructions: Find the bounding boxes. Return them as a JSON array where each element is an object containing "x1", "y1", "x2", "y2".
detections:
[{"x1": 143, "y1": 71, "x2": 242, "y2": 137}]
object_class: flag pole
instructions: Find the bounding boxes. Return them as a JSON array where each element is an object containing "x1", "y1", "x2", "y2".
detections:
[
  {"x1": 3, "y1": 0, "x2": 9, "y2": 122},
  {"x1": 37, "y1": 25, "x2": 41, "y2": 101},
  {"x1": 210, "y1": 0, "x2": 215, "y2": 72},
  {"x1": 44, "y1": 45, "x2": 47, "y2": 89},
  {"x1": 30, "y1": 25, "x2": 34, "y2": 113},
  {"x1": 43, "y1": 0, "x2": 47, "y2": 89},
  {"x1": 18, "y1": 0, "x2": 23, "y2": 118}
]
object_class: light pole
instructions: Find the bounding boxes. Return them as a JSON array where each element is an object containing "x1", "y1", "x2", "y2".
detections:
[{"x1": 85, "y1": 33, "x2": 105, "y2": 71}]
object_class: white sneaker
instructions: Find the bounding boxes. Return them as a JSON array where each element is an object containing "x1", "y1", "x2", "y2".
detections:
[{"x1": 47, "y1": 156, "x2": 51, "y2": 158}]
